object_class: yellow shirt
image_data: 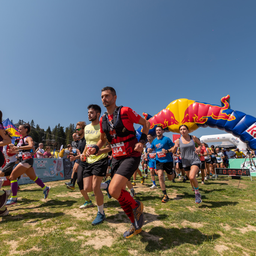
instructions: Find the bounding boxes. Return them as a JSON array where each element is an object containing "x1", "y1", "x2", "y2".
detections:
[
  {"x1": 235, "y1": 151, "x2": 244, "y2": 158},
  {"x1": 84, "y1": 123, "x2": 108, "y2": 164}
]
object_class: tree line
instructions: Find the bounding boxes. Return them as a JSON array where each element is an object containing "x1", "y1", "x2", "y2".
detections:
[{"x1": 14, "y1": 119, "x2": 76, "y2": 150}]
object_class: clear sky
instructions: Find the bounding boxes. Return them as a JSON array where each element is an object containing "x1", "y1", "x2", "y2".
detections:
[{"x1": 1, "y1": 0, "x2": 256, "y2": 140}]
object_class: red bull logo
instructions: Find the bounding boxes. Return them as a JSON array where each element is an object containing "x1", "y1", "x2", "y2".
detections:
[
  {"x1": 148, "y1": 109, "x2": 179, "y2": 130},
  {"x1": 182, "y1": 95, "x2": 236, "y2": 124}
]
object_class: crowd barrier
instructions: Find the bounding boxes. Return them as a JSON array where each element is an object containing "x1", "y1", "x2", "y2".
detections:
[
  {"x1": 17, "y1": 158, "x2": 72, "y2": 185},
  {"x1": 229, "y1": 158, "x2": 256, "y2": 177}
]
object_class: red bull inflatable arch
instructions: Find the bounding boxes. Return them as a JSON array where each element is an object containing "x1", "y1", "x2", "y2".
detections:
[{"x1": 137, "y1": 95, "x2": 256, "y2": 150}]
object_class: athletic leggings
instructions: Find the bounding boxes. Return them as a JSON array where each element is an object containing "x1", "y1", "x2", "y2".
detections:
[{"x1": 77, "y1": 165, "x2": 84, "y2": 190}]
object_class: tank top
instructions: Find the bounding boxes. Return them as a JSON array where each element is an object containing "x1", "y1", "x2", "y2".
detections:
[{"x1": 179, "y1": 136, "x2": 201, "y2": 167}]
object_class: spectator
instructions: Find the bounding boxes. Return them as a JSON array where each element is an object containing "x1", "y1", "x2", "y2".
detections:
[
  {"x1": 43, "y1": 146, "x2": 52, "y2": 158},
  {"x1": 36, "y1": 143, "x2": 44, "y2": 158},
  {"x1": 59, "y1": 144, "x2": 72, "y2": 159},
  {"x1": 225, "y1": 148, "x2": 236, "y2": 159},
  {"x1": 235, "y1": 148, "x2": 245, "y2": 158}
]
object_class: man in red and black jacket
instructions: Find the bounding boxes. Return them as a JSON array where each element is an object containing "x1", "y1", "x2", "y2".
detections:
[{"x1": 87, "y1": 86, "x2": 150, "y2": 239}]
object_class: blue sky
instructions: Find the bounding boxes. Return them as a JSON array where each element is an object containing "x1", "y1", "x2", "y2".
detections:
[{"x1": 1, "y1": 0, "x2": 256, "y2": 140}]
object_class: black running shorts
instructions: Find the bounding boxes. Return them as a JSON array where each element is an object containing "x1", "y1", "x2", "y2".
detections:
[
  {"x1": 200, "y1": 161, "x2": 205, "y2": 170},
  {"x1": 111, "y1": 156, "x2": 141, "y2": 180},
  {"x1": 156, "y1": 161, "x2": 174, "y2": 175},
  {"x1": 83, "y1": 157, "x2": 108, "y2": 178},
  {"x1": 184, "y1": 164, "x2": 200, "y2": 172},
  {"x1": 1, "y1": 162, "x2": 16, "y2": 176}
]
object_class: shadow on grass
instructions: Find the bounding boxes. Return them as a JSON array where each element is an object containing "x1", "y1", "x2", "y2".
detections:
[
  {"x1": 1, "y1": 211, "x2": 64, "y2": 223},
  {"x1": 36, "y1": 199, "x2": 77, "y2": 208},
  {"x1": 199, "y1": 200, "x2": 238, "y2": 209},
  {"x1": 140, "y1": 226, "x2": 220, "y2": 252},
  {"x1": 200, "y1": 188, "x2": 227, "y2": 194},
  {"x1": 106, "y1": 211, "x2": 168, "y2": 225}
]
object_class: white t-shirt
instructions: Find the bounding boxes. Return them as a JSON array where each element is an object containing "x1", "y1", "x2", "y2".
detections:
[
  {"x1": 216, "y1": 152, "x2": 224, "y2": 163},
  {"x1": 226, "y1": 150, "x2": 235, "y2": 159},
  {"x1": 36, "y1": 148, "x2": 45, "y2": 158}
]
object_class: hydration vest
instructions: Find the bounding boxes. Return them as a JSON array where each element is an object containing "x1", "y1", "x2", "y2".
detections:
[{"x1": 101, "y1": 106, "x2": 136, "y2": 144}]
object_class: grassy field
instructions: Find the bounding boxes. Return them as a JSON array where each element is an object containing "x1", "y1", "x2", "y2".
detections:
[{"x1": 1, "y1": 175, "x2": 256, "y2": 256}]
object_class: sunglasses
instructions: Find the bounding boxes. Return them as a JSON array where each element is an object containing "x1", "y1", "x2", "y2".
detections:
[{"x1": 76, "y1": 128, "x2": 82, "y2": 131}]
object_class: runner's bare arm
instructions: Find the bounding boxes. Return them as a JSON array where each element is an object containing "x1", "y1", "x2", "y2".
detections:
[
  {"x1": 0, "y1": 130, "x2": 11, "y2": 147},
  {"x1": 169, "y1": 139, "x2": 179, "y2": 153},
  {"x1": 11, "y1": 136, "x2": 34, "y2": 153},
  {"x1": 87, "y1": 133, "x2": 108, "y2": 156},
  {"x1": 134, "y1": 118, "x2": 150, "y2": 152}
]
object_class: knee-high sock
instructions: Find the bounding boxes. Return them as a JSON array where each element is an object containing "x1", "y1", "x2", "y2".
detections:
[
  {"x1": 34, "y1": 177, "x2": 46, "y2": 189},
  {"x1": 11, "y1": 180, "x2": 18, "y2": 198},
  {"x1": 118, "y1": 189, "x2": 139, "y2": 223},
  {"x1": 72, "y1": 172, "x2": 77, "y2": 186}
]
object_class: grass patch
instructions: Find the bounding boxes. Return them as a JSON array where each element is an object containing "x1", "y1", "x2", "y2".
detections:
[{"x1": 1, "y1": 176, "x2": 256, "y2": 255}]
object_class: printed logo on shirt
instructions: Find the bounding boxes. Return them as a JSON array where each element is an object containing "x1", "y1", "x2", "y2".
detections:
[
  {"x1": 132, "y1": 109, "x2": 139, "y2": 117},
  {"x1": 155, "y1": 143, "x2": 163, "y2": 149}
]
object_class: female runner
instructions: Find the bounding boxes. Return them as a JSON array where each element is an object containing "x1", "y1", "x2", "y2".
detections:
[
  {"x1": 0, "y1": 111, "x2": 12, "y2": 214},
  {"x1": 174, "y1": 125, "x2": 202, "y2": 204},
  {"x1": 6, "y1": 123, "x2": 50, "y2": 205}
]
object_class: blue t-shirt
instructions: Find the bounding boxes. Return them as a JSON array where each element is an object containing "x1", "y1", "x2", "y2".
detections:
[{"x1": 151, "y1": 136, "x2": 174, "y2": 163}]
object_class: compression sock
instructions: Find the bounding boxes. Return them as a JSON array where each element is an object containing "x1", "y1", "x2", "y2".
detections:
[
  {"x1": 11, "y1": 180, "x2": 18, "y2": 197},
  {"x1": 194, "y1": 187, "x2": 199, "y2": 194},
  {"x1": 97, "y1": 204, "x2": 104, "y2": 215},
  {"x1": 118, "y1": 189, "x2": 139, "y2": 223},
  {"x1": 162, "y1": 190, "x2": 167, "y2": 195},
  {"x1": 72, "y1": 172, "x2": 77, "y2": 186},
  {"x1": 152, "y1": 180, "x2": 156, "y2": 186},
  {"x1": 34, "y1": 177, "x2": 46, "y2": 189}
]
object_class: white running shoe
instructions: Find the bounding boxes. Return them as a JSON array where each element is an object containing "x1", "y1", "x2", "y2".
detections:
[{"x1": 150, "y1": 184, "x2": 157, "y2": 189}]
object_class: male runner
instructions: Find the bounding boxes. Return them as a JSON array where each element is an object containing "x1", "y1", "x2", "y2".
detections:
[
  {"x1": 80, "y1": 104, "x2": 111, "y2": 225},
  {"x1": 146, "y1": 134, "x2": 157, "y2": 189},
  {"x1": 68, "y1": 122, "x2": 88, "y2": 201},
  {"x1": 87, "y1": 86, "x2": 150, "y2": 238},
  {"x1": 65, "y1": 133, "x2": 80, "y2": 189},
  {"x1": 148, "y1": 126, "x2": 176, "y2": 203}
]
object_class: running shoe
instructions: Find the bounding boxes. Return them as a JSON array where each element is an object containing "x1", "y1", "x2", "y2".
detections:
[
  {"x1": 141, "y1": 177, "x2": 145, "y2": 184},
  {"x1": 123, "y1": 224, "x2": 142, "y2": 239},
  {"x1": 6, "y1": 197, "x2": 17, "y2": 206},
  {"x1": 161, "y1": 194, "x2": 169, "y2": 203},
  {"x1": 92, "y1": 211, "x2": 106, "y2": 225},
  {"x1": 172, "y1": 179, "x2": 176, "y2": 183},
  {"x1": 131, "y1": 182, "x2": 136, "y2": 186},
  {"x1": 150, "y1": 184, "x2": 157, "y2": 189},
  {"x1": 195, "y1": 193, "x2": 202, "y2": 204},
  {"x1": 133, "y1": 200, "x2": 144, "y2": 230},
  {"x1": 79, "y1": 200, "x2": 94, "y2": 209},
  {"x1": 0, "y1": 207, "x2": 9, "y2": 217},
  {"x1": 65, "y1": 181, "x2": 71, "y2": 186},
  {"x1": 66, "y1": 184, "x2": 75, "y2": 190},
  {"x1": 104, "y1": 179, "x2": 112, "y2": 199},
  {"x1": 204, "y1": 176, "x2": 208, "y2": 181},
  {"x1": 43, "y1": 186, "x2": 50, "y2": 199},
  {"x1": 178, "y1": 176, "x2": 182, "y2": 180},
  {"x1": 130, "y1": 188, "x2": 135, "y2": 198},
  {"x1": 0, "y1": 190, "x2": 11, "y2": 208},
  {"x1": 201, "y1": 181, "x2": 205, "y2": 185},
  {"x1": 183, "y1": 177, "x2": 187, "y2": 183}
]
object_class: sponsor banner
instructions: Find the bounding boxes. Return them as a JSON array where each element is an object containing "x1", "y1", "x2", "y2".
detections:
[
  {"x1": 19, "y1": 159, "x2": 65, "y2": 185},
  {"x1": 228, "y1": 158, "x2": 256, "y2": 177}
]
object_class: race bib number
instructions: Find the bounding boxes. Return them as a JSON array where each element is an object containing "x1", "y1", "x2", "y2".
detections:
[
  {"x1": 149, "y1": 153, "x2": 155, "y2": 159},
  {"x1": 111, "y1": 142, "x2": 127, "y2": 157},
  {"x1": 174, "y1": 156, "x2": 178, "y2": 161},
  {"x1": 157, "y1": 152, "x2": 166, "y2": 158},
  {"x1": 22, "y1": 152, "x2": 32, "y2": 160},
  {"x1": 211, "y1": 154, "x2": 216, "y2": 158}
]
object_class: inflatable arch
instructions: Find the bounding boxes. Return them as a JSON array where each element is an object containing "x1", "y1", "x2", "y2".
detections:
[{"x1": 137, "y1": 95, "x2": 256, "y2": 150}]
